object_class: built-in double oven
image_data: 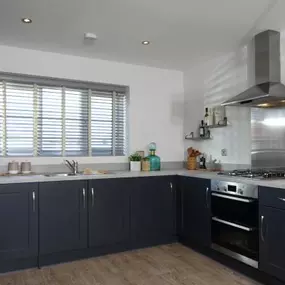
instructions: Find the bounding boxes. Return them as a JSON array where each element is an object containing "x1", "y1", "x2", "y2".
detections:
[{"x1": 211, "y1": 180, "x2": 259, "y2": 268}]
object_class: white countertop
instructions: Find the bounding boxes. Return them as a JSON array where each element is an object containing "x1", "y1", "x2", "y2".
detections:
[{"x1": 2, "y1": 169, "x2": 285, "y2": 189}]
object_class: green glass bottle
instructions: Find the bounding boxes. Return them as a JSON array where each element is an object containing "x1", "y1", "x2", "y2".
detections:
[{"x1": 147, "y1": 142, "x2": 161, "y2": 171}]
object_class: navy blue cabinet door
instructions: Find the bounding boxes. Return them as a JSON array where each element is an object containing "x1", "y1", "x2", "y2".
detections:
[
  {"x1": 179, "y1": 176, "x2": 211, "y2": 247},
  {"x1": 131, "y1": 176, "x2": 176, "y2": 244},
  {"x1": 39, "y1": 181, "x2": 87, "y2": 254},
  {"x1": 259, "y1": 205, "x2": 285, "y2": 282},
  {"x1": 0, "y1": 183, "x2": 38, "y2": 260},
  {"x1": 89, "y1": 178, "x2": 130, "y2": 247}
]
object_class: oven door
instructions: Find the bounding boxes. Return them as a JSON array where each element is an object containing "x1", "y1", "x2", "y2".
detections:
[{"x1": 211, "y1": 192, "x2": 259, "y2": 268}]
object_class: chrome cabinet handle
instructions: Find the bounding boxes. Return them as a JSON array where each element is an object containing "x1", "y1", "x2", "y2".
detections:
[
  {"x1": 91, "y1": 188, "x2": 95, "y2": 207},
  {"x1": 82, "y1": 188, "x2": 86, "y2": 209},
  {"x1": 206, "y1": 187, "x2": 209, "y2": 208},
  {"x1": 261, "y1": 215, "x2": 265, "y2": 242},
  {"x1": 170, "y1": 182, "x2": 173, "y2": 193},
  {"x1": 278, "y1": 197, "x2": 285, "y2": 202},
  {"x1": 181, "y1": 192, "x2": 184, "y2": 231},
  {"x1": 32, "y1": 191, "x2": 36, "y2": 212}
]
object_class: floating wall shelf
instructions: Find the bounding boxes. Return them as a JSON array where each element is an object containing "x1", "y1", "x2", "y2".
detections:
[
  {"x1": 185, "y1": 136, "x2": 213, "y2": 141},
  {"x1": 208, "y1": 123, "x2": 228, "y2": 129}
]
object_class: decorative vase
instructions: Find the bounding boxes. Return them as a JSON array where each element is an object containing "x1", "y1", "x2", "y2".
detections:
[
  {"x1": 146, "y1": 142, "x2": 161, "y2": 171},
  {"x1": 130, "y1": 161, "x2": 141, "y2": 172},
  {"x1": 147, "y1": 150, "x2": 161, "y2": 171}
]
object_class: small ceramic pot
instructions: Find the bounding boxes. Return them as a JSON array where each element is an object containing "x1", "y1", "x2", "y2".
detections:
[
  {"x1": 130, "y1": 161, "x2": 141, "y2": 172},
  {"x1": 21, "y1": 162, "x2": 32, "y2": 174},
  {"x1": 8, "y1": 161, "x2": 19, "y2": 174}
]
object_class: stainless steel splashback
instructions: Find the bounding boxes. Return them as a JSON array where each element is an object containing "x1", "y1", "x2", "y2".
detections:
[{"x1": 251, "y1": 108, "x2": 285, "y2": 169}]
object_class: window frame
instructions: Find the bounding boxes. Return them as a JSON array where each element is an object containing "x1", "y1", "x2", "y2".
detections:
[{"x1": 0, "y1": 72, "x2": 129, "y2": 157}]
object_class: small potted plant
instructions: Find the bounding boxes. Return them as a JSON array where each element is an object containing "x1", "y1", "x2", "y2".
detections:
[{"x1": 129, "y1": 153, "x2": 142, "y2": 172}]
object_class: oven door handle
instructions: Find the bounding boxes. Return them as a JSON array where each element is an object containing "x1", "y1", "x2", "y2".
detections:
[
  {"x1": 212, "y1": 217, "x2": 255, "y2": 232},
  {"x1": 211, "y1": 192, "x2": 255, "y2": 203}
]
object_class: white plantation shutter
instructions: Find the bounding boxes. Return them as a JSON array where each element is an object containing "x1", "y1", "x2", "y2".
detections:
[
  {"x1": 0, "y1": 82, "x2": 4, "y2": 156},
  {"x1": 115, "y1": 93, "x2": 127, "y2": 156},
  {"x1": 5, "y1": 82, "x2": 34, "y2": 156},
  {"x1": 91, "y1": 91, "x2": 113, "y2": 156},
  {"x1": 0, "y1": 76, "x2": 128, "y2": 157},
  {"x1": 90, "y1": 91, "x2": 127, "y2": 156},
  {"x1": 65, "y1": 88, "x2": 89, "y2": 156},
  {"x1": 37, "y1": 86, "x2": 63, "y2": 156}
]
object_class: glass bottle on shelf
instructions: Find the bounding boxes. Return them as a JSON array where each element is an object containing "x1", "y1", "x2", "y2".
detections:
[
  {"x1": 199, "y1": 120, "x2": 205, "y2": 137},
  {"x1": 208, "y1": 107, "x2": 214, "y2": 126},
  {"x1": 204, "y1": 108, "x2": 209, "y2": 126}
]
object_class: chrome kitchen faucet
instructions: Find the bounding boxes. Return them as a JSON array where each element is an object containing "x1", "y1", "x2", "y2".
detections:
[{"x1": 65, "y1": 160, "x2": 79, "y2": 175}]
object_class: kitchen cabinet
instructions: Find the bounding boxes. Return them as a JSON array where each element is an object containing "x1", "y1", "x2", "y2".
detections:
[
  {"x1": 0, "y1": 183, "x2": 38, "y2": 260},
  {"x1": 179, "y1": 176, "x2": 211, "y2": 247},
  {"x1": 88, "y1": 178, "x2": 130, "y2": 248},
  {"x1": 39, "y1": 181, "x2": 87, "y2": 255},
  {"x1": 259, "y1": 205, "x2": 285, "y2": 282},
  {"x1": 259, "y1": 186, "x2": 285, "y2": 210},
  {"x1": 130, "y1": 176, "x2": 176, "y2": 246}
]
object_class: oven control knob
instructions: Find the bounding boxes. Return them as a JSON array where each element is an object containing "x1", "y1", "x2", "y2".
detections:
[
  {"x1": 239, "y1": 189, "x2": 243, "y2": 195},
  {"x1": 224, "y1": 187, "x2": 227, "y2": 191}
]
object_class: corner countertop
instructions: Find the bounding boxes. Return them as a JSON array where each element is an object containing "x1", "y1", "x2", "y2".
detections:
[{"x1": 1, "y1": 169, "x2": 285, "y2": 189}]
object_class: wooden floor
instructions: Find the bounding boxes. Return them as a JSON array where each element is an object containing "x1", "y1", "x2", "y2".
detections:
[{"x1": 0, "y1": 244, "x2": 261, "y2": 285}]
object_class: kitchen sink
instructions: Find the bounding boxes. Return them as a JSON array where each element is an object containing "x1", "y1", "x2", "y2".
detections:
[
  {"x1": 43, "y1": 171, "x2": 115, "y2": 177},
  {"x1": 43, "y1": 173, "x2": 82, "y2": 177}
]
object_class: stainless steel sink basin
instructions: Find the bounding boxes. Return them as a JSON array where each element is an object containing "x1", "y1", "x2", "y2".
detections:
[
  {"x1": 43, "y1": 171, "x2": 115, "y2": 177},
  {"x1": 44, "y1": 173, "x2": 82, "y2": 177}
]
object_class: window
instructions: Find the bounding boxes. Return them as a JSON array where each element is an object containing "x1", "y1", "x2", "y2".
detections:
[{"x1": 0, "y1": 75, "x2": 128, "y2": 157}]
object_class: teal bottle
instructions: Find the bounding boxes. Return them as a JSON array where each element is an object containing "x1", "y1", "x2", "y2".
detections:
[
  {"x1": 147, "y1": 142, "x2": 161, "y2": 171},
  {"x1": 148, "y1": 150, "x2": 161, "y2": 171}
]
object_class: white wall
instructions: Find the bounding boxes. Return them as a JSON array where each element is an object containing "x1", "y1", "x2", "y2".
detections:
[
  {"x1": 0, "y1": 45, "x2": 184, "y2": 165},
  {"x1": 183, "y1": 43, "x2": 255, "y2": 166},
  {"x1": 183, "y1": 30, "x2": 285, "y2": 168}
]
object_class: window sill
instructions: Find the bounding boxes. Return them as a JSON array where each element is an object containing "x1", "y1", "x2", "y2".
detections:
[{"x1": 0, "y1": 156, "x2": 129, "y2": 166}]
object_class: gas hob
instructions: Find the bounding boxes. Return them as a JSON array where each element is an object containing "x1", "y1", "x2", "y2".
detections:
[{"x1": 218, "y1": 169, "x2": 285, "y2": 179}]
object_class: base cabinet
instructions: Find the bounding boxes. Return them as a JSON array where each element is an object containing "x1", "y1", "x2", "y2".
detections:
[
  {"x1": 88, "y1": 178, "x2": 130, "y2": 248},
  {"x1": 0, "y1": 183, "x2": 38, "y2": 261},
  {"x1": 259, "y1": 205, "x2": 285, "y2": 282},
  {"x1": 130, "y1": 176, "x2": 176, "y2": 247},
  {"x1": 179, "y1": 176, "x2": 211, "y2": 247},
  {"x1": 39, "y1": 181, "x2": 88, "y2": 255}
]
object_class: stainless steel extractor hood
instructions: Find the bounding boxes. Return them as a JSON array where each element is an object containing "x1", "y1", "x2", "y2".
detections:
[{"x1": 222, "y1": 30, "x2": 285, "y2": 108}]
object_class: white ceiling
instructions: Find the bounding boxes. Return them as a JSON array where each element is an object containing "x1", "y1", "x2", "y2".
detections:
[{"x1": 0, "y1": 0, "x2": 285, "y2": 70}]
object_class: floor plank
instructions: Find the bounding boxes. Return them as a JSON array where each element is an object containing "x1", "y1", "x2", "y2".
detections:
[{"x1": 0, "y1": 244, "x2": 260, "y2": 285}]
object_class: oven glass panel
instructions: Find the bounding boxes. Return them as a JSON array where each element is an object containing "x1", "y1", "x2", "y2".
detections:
[
  {"x1": 212, "y1": 221, "x2": 259, "y2": 260},
  {"x1": 211, "y1": 194, "x2": 258, "y2": 227}
]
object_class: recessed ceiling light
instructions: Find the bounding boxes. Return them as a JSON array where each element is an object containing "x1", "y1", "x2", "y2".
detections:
[
  {"x1": 22, "y1": 18, "x2": 32, "y2": 24},
  {"x1": 84, "y1": 32, "x2": 97, "y2": 41},
  {"x1": 142, "y1": 41, "x2": 150, "y2": 45}
]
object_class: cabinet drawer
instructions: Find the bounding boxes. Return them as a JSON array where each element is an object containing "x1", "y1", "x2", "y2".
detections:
[{"x1": 259, "y1": 186, "x2": 285, "y2": 209}]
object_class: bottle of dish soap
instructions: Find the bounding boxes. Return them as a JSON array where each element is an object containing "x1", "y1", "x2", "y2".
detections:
[{"x1": 147, "y1": 142, "x2": 161, "y2": 171}]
